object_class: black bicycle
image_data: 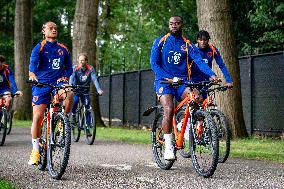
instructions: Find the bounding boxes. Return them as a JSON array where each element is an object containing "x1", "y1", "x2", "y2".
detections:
[
  {"x1": 71, "y1": 91, "x2": 97, "y2": 145},
  {"x1": 0, "y1": 93, "x2": 8, "y2": 146}
]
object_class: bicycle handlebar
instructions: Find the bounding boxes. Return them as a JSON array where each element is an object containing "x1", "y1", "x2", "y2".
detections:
[
  {"x1": 26, "y1": 80, "x2": 88, "y2": 90},
  {"x1": 160, "y1": 78, "x2": 221, "y2": 88}
]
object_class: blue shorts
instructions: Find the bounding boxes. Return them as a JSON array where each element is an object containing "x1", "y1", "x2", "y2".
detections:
[
  {"x1": 32, "y1": 81, "x2": 68, "y2": 105},
  {"x1": 154, "y1": 79, "x2": 188, "y2": 101}
]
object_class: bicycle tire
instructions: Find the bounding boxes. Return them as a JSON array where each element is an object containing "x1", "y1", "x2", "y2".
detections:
[
  {"x1": 176, "y1": 107, "x2": 191, "y2": 158},
  {"x1": 0, "y1": 108, "x2": 7, "y2": 146},
  {"x1": 84, "y1": 108, "x2": 96, "y2": 145},
  {"x1": 210, "y1": 109, "x2": 230, "y2": 163},
  {"x1": 38, "y1": 117, "x2": 48, "y2": 171},
  {"x1": 48, "y1": 112, "x2": 71, "y2": 180},
  {"x1": 72, "y1": 108, "x2": 81, "y2": 142},
  {"x1": 152, "y1": 112, "x2": 175, "y2": 170},
  {"x1": 190, "y1": 109, "x2": 219, "y2": 178},
  {"x1": 7, "y1": 110, "x2": 13, "y2": 135}
]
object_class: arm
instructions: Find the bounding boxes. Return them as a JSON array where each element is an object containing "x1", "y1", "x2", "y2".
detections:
[
  {"x1": 90, "y1": 67, "x2": 102, "y2": 92},
  {"x1": 69, "y1": 67, "x2": 75, "y2": 85},
  {"x1": 214, "y1": 47, "x2": 233, "y2": 83},
  {"x1": 29, "y1": 43, "x2": 41, "y2": 81},
  {"x1": 188, "y1": 43, "x2": 216, "y2": 78},
  {"x1": 7, "y1": 67, "x2": 18, "y2": 94},
  {"x1": 150, "y1": 37, "x2": 169, "y2": 79}
]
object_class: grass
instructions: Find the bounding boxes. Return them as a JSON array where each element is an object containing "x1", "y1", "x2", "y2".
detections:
[
  {"x1": 12, "y1": 120, "x2": 284, "y2": 163},
  {"x1": 0, "y1": 180, "x2": 18, "y2": 189}
]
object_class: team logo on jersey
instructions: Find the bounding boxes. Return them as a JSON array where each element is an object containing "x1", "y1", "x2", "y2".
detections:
[
  {"x1": 181, "y1": 44, "x2": 187, "y2": 52},
  {"x1": 0, "y1": 75, "x2": 3, "y2": 82},
  {"x1": 168, "y1": 51, "x2": 181, "y2": 64},
  {"x1": 207, "y1": 52, "x2": 213, "y2": 58},
  {"x1": 159, "y1": 87, "x2": 163, "y2": 94},
  {"x1": 33, "y1": 96, "x2": 38, "y2": 102},
  {"x1": 58, "y1": 49, "x2": 64, "y2": 56},
  {"x1": 52, "y1": 58, "x2": 61, "y2": 69}
]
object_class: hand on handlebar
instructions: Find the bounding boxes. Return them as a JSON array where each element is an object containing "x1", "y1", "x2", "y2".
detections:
[
  {"x1": 29, "y1": 72, "x2": 38, "y2": 82},
  {"x1": 97, "y1": 89, "x2": 104, "y2": 96},
  {"x1": 225, "y1": 82, "x2": 233, "y2": 89},
  {"x1": 209, "y1": 76, "x2": 221, "y2": 83},
  {"x1": 14, "y1": 91, "x2": 23, "y2": 97}
]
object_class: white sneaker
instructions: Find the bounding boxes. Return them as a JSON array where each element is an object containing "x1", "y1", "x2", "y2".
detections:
[
  {"x1": 177, "y1": 120, "x2": 189, "y2": 141},
  {"x1": 164, "y1": 145, "x2": 175, "y2": 160}
]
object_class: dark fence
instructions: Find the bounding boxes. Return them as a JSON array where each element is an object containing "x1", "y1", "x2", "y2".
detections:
[{"x1": 98, "y1": 51, "x2": 284, "y2": 135}]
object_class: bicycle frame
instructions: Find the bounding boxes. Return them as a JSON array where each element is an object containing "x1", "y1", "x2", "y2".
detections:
[{"x1": 172, "y1": 92, "x2": 198, "y2": 149}]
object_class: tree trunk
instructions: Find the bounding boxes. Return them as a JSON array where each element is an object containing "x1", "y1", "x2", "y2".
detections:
[
  {"x1": 73, "y1": 0, "x2": 105, "y2": 126},
  {"x1": 13, "y1": 0, "x2": 32, "y2": 120},
  {"x1": 196, "y1": 0, "x2": 247, "y2": 137}
]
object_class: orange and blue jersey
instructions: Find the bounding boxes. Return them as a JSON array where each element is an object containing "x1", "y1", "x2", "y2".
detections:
[
  {"x1": 190, "y1": 44, "x2": 233, "y2": 83},
  {"x1": 0, "y1": 64, "x2": 18, "y2": 94},
  {"x1": 29, "y1": 40, "x2": 73, "y2": 84},
  {"x1": 150, "y1": 33, "x2": 215, "y2": 80}
]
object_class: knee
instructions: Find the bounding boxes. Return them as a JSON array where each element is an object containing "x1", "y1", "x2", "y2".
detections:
[{"x1": 163, "y1": 104, "x2": 174, "y2": 118}]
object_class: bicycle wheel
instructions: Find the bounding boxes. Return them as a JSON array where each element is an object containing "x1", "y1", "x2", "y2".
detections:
[
  {"x1": 210, "y1": 109, "x2": 230, "y2": 163},
  {"x1": 38, "y1": 117, "x2": 47, "y2": 171},
  {"x1": 72, "y1": 107, "x2": 81, "y2": 142},
  {"x1": 7, "y1": 110, "x2": 13, "y2": 135},
  {"x1": 48, "y1": 112, "x2": 71, "y2": 180},
  {"x1": 190, "y1": 109, "x2": 218, "y2": 178},
  {"x1": 84, "y1": 108, "x2": 96, "y2": 145},
  {"x1": 152, "y1": 112, "x2": 175, "y2": 170},
  {"x1": 176, "y1": 107, "x2": 191, "y2": 158},
  {"x1": 0, "y1": 108, "x2": 7, "y2": 146}
]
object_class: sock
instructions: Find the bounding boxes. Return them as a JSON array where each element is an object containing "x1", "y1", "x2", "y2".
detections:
[
  {"x1": 164, "y1": 133, "x2": 173, "y2": 148},
  {"x1": 32, "y1": 138, "x2": 39, "y2": 151}
]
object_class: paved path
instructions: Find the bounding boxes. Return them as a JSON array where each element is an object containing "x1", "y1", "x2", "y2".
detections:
[{"x1": 0, "y1": 128, "x2": 283, "y2": 189}]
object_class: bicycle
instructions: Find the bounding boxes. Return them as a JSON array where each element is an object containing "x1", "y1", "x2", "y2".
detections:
[
  {"x1": 6, "y1": 93, "x2": 21, "y2": 135},
  {"x1": 0, "y1": 93, "x2": 20, "y2": 145},
  {"x1": 71, "y1": 90, "x2": 97, "y2": 145},
  {"x1": 0, "y1": 93, "x2": 8, "y2": 146},
  {"x1": 201, "y1": 81, "x2": 231, "y2": 163},
  {"x1": 27, "y1": 80, "x2": 78, "y2": 180},
  {"x1": 176, "y1": 80, "x2": 231, "y2": 163},
  {"x1": 143, "y1": 78, "x2": 219, "y2": 178}
]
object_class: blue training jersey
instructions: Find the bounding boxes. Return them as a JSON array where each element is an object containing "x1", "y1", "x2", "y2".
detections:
[
  {"x1": 190, "y1": 44, "x2": 233, "y2": 83},
  {"x1": 69, "y1": 64, "x2": 102, "y2": 93},
  {"x1": 0, "y1": 64, "x2": 18, "y2": 94},
  {"x1": 29, "y1": 40, "x2": 73, "y2": 84},
  {"x1": 150, "y1": 33, "x2": 215, "y2": 80}
]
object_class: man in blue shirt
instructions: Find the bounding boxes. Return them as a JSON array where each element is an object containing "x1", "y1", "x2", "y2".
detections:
[
  {"x1": 69, "y1": 53, "x2": 103, "y2": 133},
  {"x1": 28, "y1": 21, "x2": 73, "y2": 165},
  {"x1": 0, "y1": 55, "x2": 23, "y2": 112},
  {"x1": 191, "y1": 30, "x2": 233, "y2": 98},
  {"x1": 150, "y1": 16, "x2": 217, "y2": 160}
]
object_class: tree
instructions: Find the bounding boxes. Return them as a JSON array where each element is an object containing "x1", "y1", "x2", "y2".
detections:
[
  {"x1": 196, "y1": 0, "x2": 248, "y2": 137},
  {"x1": 72, "y1": 0, "x2": 105, "y2": 126},
  {"x1": 13, "y1": 0, "x2": 32, "y2": 119}
]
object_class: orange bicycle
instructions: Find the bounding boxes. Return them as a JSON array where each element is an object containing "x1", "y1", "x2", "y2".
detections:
[
  {"x1": 144, "y1": 79, "x2": 219, "y2": 178},
  {"x1": 27, "y1": 80, "x2": 79, "y2": 180}
]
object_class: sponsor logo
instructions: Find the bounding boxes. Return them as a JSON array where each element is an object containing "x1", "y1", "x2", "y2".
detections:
[
  {"x1": 52, "y1": 58, "x2": 61, "y2": 69},
  {"x1": 203, "y1": 59, "x2": 209, "y2": 64},
  {"x1": 80, "y1": 75, "x2": 88, "y2": 82},
  {"x1": 168, "y1": 51, "x2": 181, "y2": 65}
]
